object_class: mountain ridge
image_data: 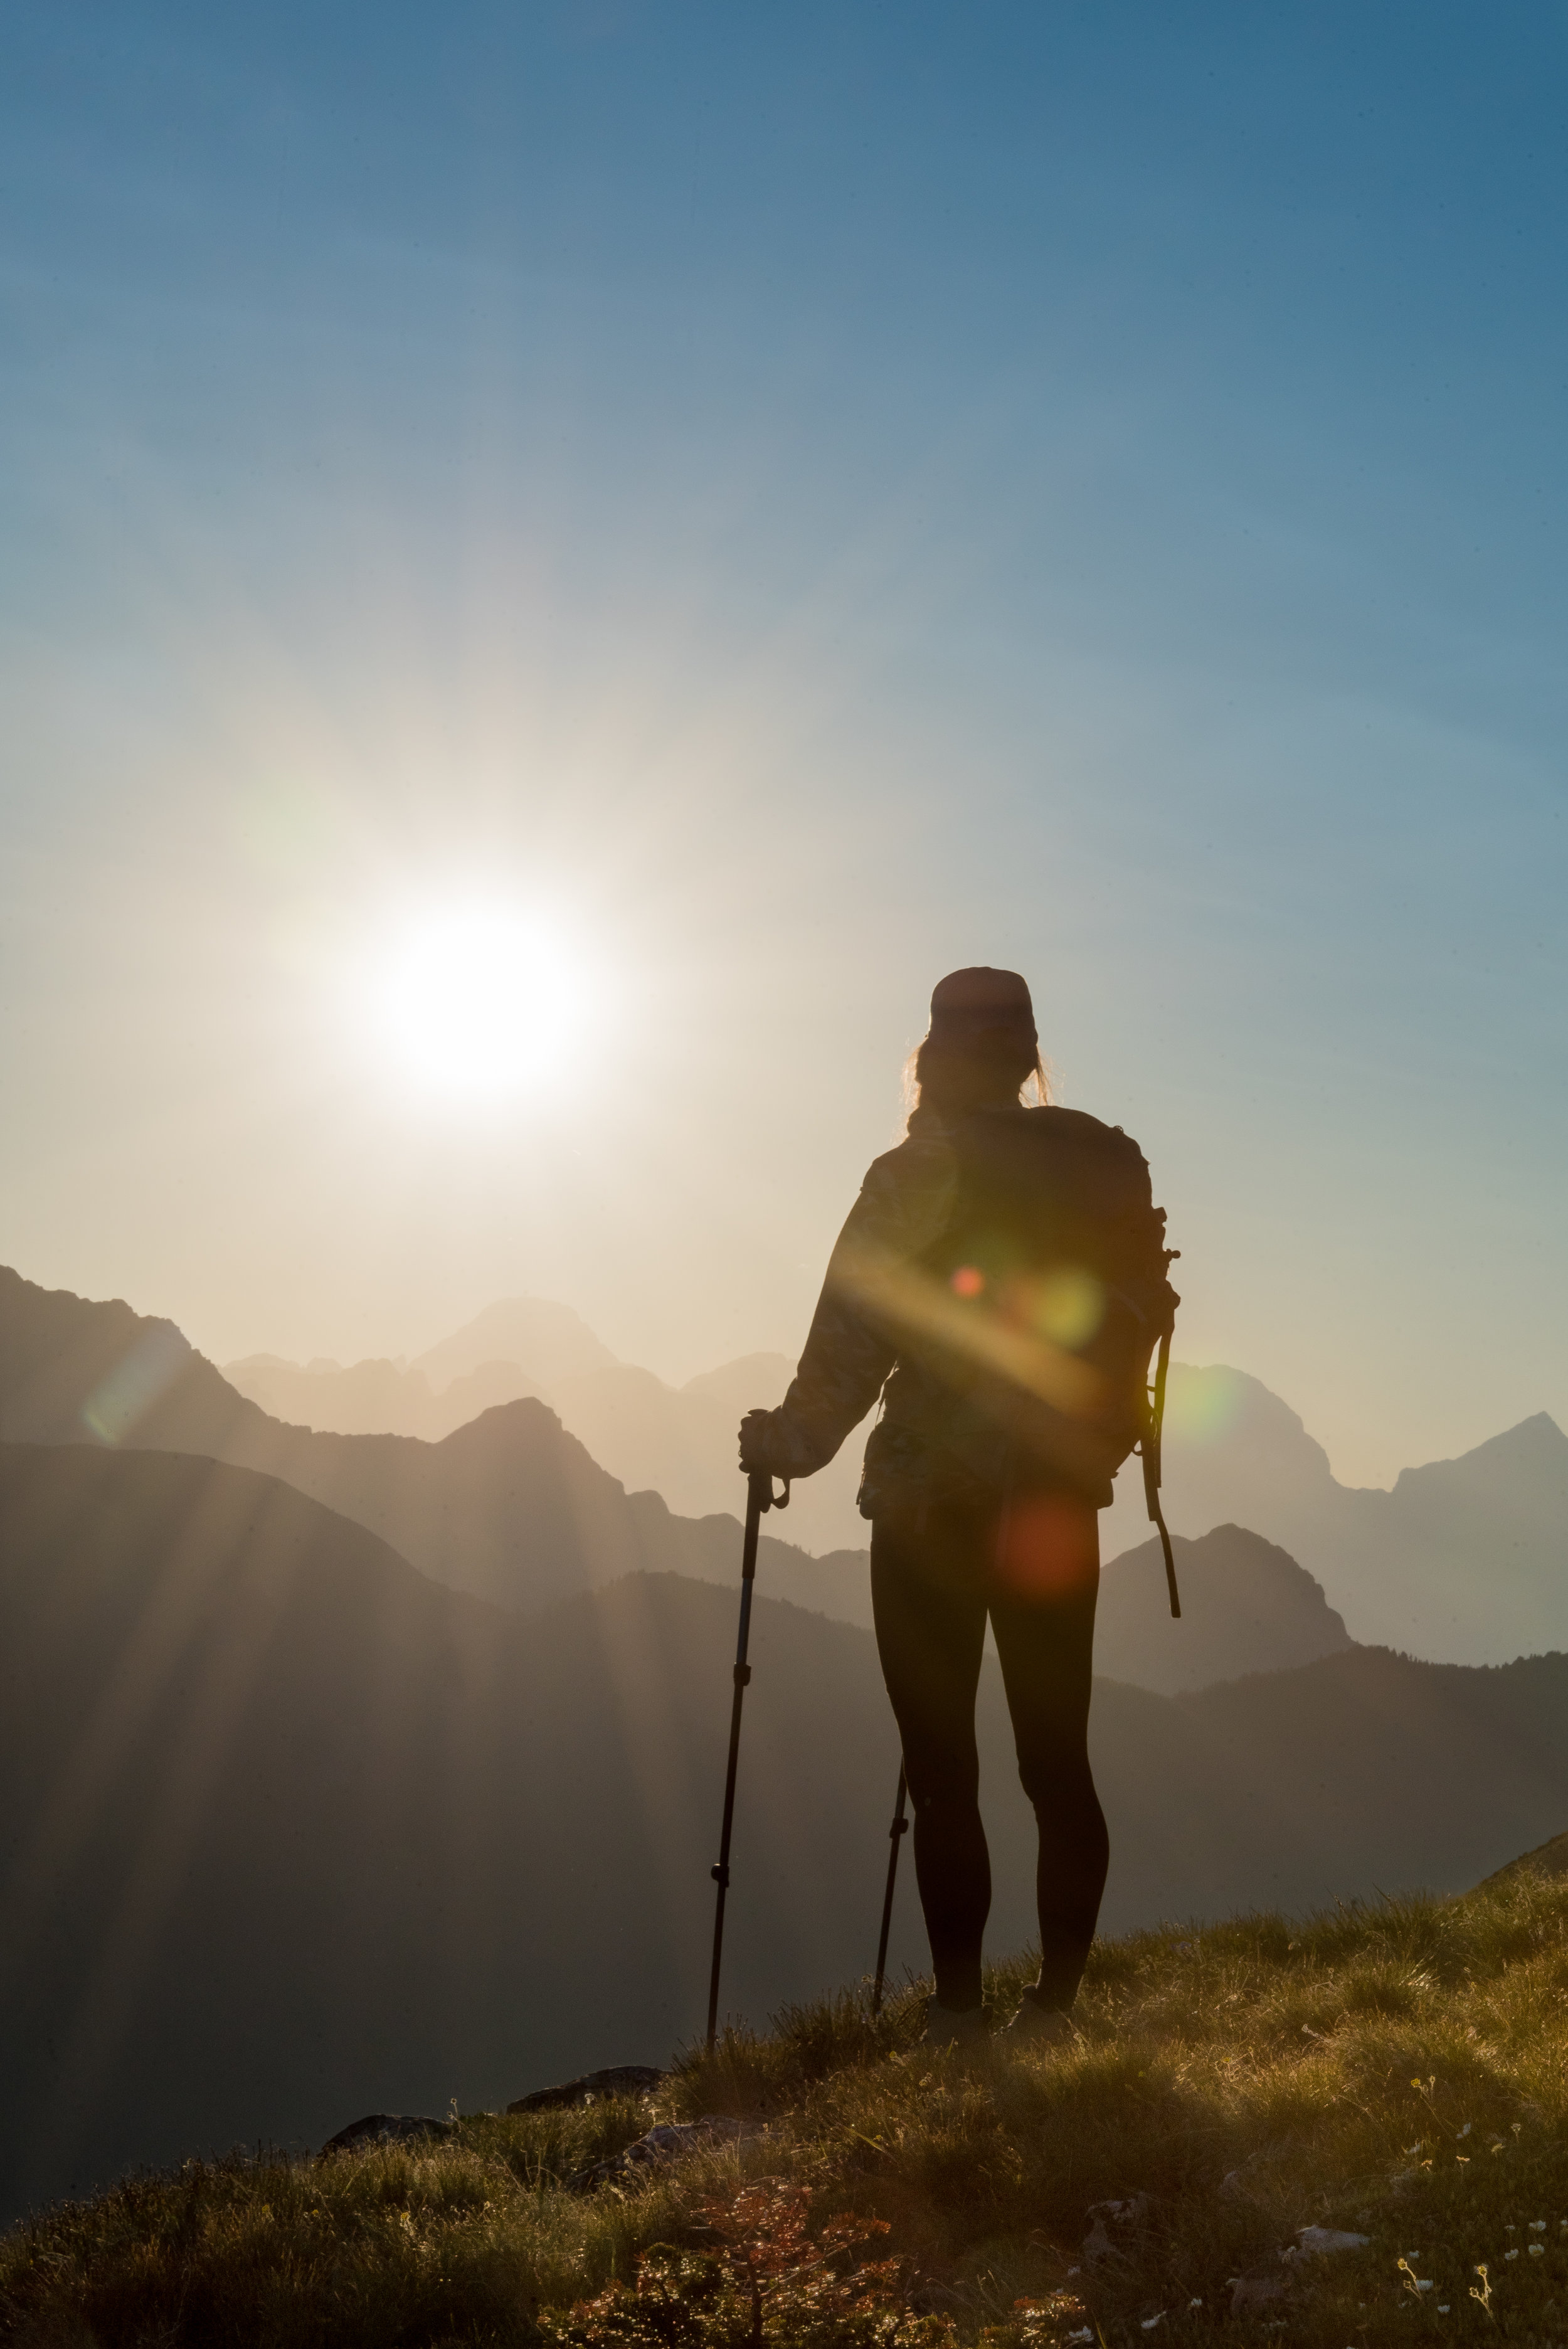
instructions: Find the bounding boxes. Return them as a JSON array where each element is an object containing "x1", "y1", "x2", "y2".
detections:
[
  {"x1": 0, "y1": 1266, "x2": 844, "y2": 1620},
  {"x1": 6, "y1": 1435, "x2": 1568, "y2": 2222},
  {"x1": 9, "y1": 1266, "x2": 1567, "y2": 1667},
  {"x1": 222, "y1": 1300, "x2": 1568, "y2": 1665},
  {"x1": 8, "y1": 1267, "x2": 1345, "y2": 1693},
  {"x1": 1101, "y1": 1361, "x2": 1568, "y2": 1663}
]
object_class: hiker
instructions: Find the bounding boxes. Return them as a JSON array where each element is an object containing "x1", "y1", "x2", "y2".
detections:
[{"x1": 738, "y1": 968, "x2": 1177, "y2": 2047}]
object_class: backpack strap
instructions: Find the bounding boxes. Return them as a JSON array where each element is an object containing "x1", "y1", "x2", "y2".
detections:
[{"x1": 1140, "y1": 1329, "x2": 1181, "y2": 1618}]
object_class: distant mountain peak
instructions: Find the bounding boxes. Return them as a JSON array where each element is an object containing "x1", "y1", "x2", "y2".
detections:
[
  {"x1": 1162, "y1": 1363, "x2": 1338, "y2": 1488},
  {"x1": 410, "y1": 1298, "x2": 617, "y2": 1392},
  {"x1": 1392, "y1": 1410, "x2": 1568, "y2": 1491},
  {"x1": 1098, "y1": 1522, "x2": 1353, "y2": 1694}
]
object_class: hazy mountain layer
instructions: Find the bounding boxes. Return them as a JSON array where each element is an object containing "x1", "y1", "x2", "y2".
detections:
[
  {"x1": 6, "y1": 1438, "x2": 1568, "y2": 2220},
  {"x1": 218, "y1": 1352, "x2": 548, "y2": 1440},
  {"x1": 1095, "y1": 1522, "x2": 1354, "y2": 1694},
  {"x1": 224, "y1": 1294, "x2": 1568, "y2": 1663},
  {"x1": 410, "y1": 1296, "x2": 618, "y2": 1390},
  {"x1": 1101, "y1": 1363, "x2": 1568, "y2": 1662},
  {"x1": 679, "y1": 1520, "x2": 1362, "y2": 1697},
  {"x1": 3, "y1": 1268, "x2": 1363, "y2": 1695},
  {"x1": 223, "y1": 1335, "x2": 869, "y2": 1556},
  {"x1": 0, "y1": 1266, "x2": 856, "y2": 1618},
  {"x1": 13, "y1": 1267, "x2": 1568, "y2": 1667}
]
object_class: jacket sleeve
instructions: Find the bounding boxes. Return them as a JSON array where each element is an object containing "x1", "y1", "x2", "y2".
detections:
[{"x1": 756, "y1": 1133, "x2": 958, "y2": 1477}]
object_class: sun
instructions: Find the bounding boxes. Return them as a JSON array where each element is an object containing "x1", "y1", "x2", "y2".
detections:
[{"x1": 368, "y1": 903, "x2": 591, "y2": 1103}]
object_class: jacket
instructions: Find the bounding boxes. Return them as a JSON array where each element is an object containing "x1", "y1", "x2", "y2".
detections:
[{"x1": 757, "y1": 1103, "x2": 1172, "y2": 1518}]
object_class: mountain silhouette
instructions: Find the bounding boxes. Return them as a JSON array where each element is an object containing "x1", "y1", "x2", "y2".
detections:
[
  {"x1": 11, "y1": 1267, "x2": 1566, "y2": 1668},
  {"x1": 218, "y1": 1352, "x2": 548, "y2": 1441},
  {"x1": 4, "y1": 1268, "x2": 1364, "y2": 1695},
  {"x1": 223, "y1": 1332, "x2": 871, "y2": 1556},
  {"x1": 0, "y1": 1266, "x2": 864, "y2": 1618},
  {"x1": 1095, "y1": 1524, "x2": 1354, "y2": 1694},
  {"x1": 1102, "y1": 1363, "x2": 1568, "y2": 1663},
  {"x1": 636, "y1": 1520, "x2": 1362, "y2": 1699},
  {"x1": 410, "y1": 1296, "x2": 617, "y2": 1390},
  {"x1": 6, "y1": 1436, "x2": 1568, "y2": 2224},
  {"x1": 223, "y1": 1303, "x2": 1568, "y2": 1665},
  {"x1": 221, "y1": 1296, "x2": 615, "y2": 1448}
]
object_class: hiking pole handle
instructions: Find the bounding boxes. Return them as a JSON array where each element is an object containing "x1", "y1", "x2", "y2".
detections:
[{"x1": 705, "y1": 1469, "x2": 786, "y2": 2049}]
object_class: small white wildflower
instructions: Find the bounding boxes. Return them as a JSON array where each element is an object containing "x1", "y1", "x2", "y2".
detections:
[
  {"x1": 1459, "y1": 2123, "x2": 1471, "y2": 2137},
  {"x1": 1188, "y1": 2298, "x2": 1202, "y2": 2309},
  {"x1": 1529, "y1": 2244, "x2": 1545, "y2": 2257},
  {"x1": 1438, "y1": 2308, "x2": 1449, "y2": 2315},
  {"x1": 1141, "y1": 2314, "x2": 1165, "y2": 2330},
  {"x1": 1532, "y1": 2220, "x2": 1547, "y2": 2232},
  {"x1": 1506, "y1": 2249, "x2": 1520, "y2": 2261},
  {"x1": 1066, "y1": 2330, "x2": 1094, "y2": 2344}
]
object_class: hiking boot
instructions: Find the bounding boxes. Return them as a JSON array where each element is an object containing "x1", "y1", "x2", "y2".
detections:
[
  {"x1": 1002, "y1": 1993, "x2": 1077, "y2": 2048},
  {"x1": 924, "y1": 1996, "x2": 988, "y2": 2050}
]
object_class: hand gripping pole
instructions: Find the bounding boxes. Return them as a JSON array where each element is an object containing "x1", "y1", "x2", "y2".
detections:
[
  {"x1": 871, "y1": 1763, "x2": 909, "y2": 2016},
  {"x1": 705, "y1": 1468, "x2": 788, "y2": 2049}
]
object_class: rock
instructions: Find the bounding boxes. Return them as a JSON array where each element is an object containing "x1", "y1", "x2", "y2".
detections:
[
  {"x1": 1295, "y1": 2225, "x2": 1371, "y2": 2255},
  {"x1": 1228, "y1": 2272, "x2": 1288, "y2": 2309},
  {"x1": 1230, "y1": 2226, "x2": 1369, "y2": 2308},
  {"x1": 1218, "y1": 2148, "x2": 1296, "y2": 2202},
  {"x1": 568, "y1": 2115, "x2": 746, "y2": 2193},
  {"x1": 508, "y1": 2064, "x2": 665, "y2": 2114},
  {"x1": 1083, "y1": 2195, "x2": 1150, "y2": 2264},
  {"x1": 320, "y1": 2113, "x2": 453, "y2": 2156}
]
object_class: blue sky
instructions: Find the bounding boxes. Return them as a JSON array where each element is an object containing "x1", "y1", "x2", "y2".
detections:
[{"x1": 2, "y1": 2, "x2": 1564, "y2": 1484}]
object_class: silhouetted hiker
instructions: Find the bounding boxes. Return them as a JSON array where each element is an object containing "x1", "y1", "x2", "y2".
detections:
[{"x1": 739, "y1": 967, "x2": 1177, "y2": 2048}]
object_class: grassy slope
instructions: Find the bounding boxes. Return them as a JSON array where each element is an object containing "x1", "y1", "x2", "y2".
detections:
[{"x1": 7, "y1": 1866, "x2": 1568, "y2": 2348}]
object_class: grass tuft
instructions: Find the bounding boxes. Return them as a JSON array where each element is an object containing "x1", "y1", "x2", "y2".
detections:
[{"x1": 8, "y1": 1870, "x2": 1568, "y2": 2343}]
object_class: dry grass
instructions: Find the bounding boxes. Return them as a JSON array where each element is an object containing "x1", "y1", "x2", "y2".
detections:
[{"x1": 6, "y1": 1867, "x2": 1568, "y2": 2345}]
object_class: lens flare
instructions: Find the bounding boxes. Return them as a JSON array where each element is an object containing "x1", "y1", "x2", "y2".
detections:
[
  {"x1": 1031, "y1": 1266, "x2": 1105, "y2": 1350},
  {"x1": 1163, "y1": 1365, "x2": 1247, "y2": 1445},
  {"x1": 80, "y1": 1327, "x2": 191, "y2": 1445}
]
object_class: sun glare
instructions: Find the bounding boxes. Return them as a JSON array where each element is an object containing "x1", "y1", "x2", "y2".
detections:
[{"x1": 368, "y1": 903, "x2": 591, "y2": 1103}]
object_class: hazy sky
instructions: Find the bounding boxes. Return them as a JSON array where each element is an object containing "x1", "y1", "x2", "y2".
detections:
[{"x1": 3, "y1": 2, "x2": 1564, "y2": 1487}]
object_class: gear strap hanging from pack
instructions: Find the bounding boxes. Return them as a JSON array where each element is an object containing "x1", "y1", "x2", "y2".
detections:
[{"x1": 1140, "y1": 1328, "x2": 1180, "y2": 1618}]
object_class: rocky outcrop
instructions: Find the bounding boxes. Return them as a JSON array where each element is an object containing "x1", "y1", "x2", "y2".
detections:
[
  {"x1": 508, "y1": 2065, "x2": 665, "y2": 2113},
  {"x1": 320, "y1": 2113, "x2": 453, "y2": 2155}
]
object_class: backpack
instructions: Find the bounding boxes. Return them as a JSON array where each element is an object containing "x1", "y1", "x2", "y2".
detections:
[{"x1": 895, "y1": 1105, "x2": 1182, "y2": 1611}]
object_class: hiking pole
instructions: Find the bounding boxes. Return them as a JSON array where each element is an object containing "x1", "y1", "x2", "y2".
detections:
[
  {"x1": 871, "y1": 1764, "x2": 909, "y2": 2017},
  {"x1": 705, "y1": 1467, "x2": 788, "y2": 2049}
]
